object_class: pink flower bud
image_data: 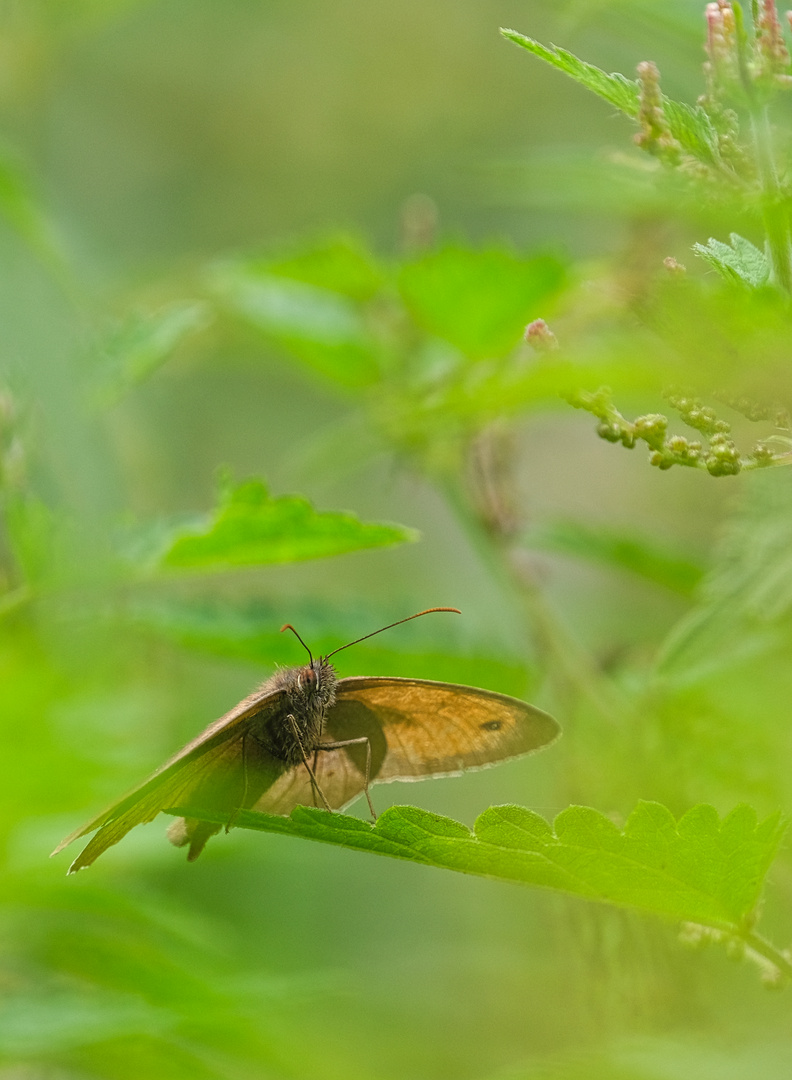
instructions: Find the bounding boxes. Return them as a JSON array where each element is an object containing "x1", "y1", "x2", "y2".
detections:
[{"x1": 524, "y1": 319, "x2": 559, "y2": 352}]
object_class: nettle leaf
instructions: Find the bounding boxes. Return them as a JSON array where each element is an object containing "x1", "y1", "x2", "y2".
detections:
[
  {"x1": 91, "y1": 301, "x2": 211, "y2": 406},
  {"x1": 267, "y1": 234, "x2": 385, "y2": 301},
  {"x1": 693, "y1": 233, "x2": 770, "y2": 289},
  {"x1": 501, "y1": 30, "x2": 718, "y2": 166},
  {"x1": 528, "y1": 520, "x2": 705, "y2": 596},
  {"x1": 212, "y1": 259, "x2": 381, "y2": 388},
  {"x1": 127, "y1": 596, "x2": 533, "y2": 694},
  {"x1": 0, "y1": 146, "x2": 64, "y2": 269},
  {"x1": 170, "y1": 800, "x2": 784, "y2": 933},
  {"x1": 501, "y1": 29, "x2": 640, "y2": 116},
  {"x1": 408, "y1": 345, "x2": 683, "y2": 430},
  {"x1": 662, "y1": 99, "x2": 719, "y2": 166},
  {"x1": 158, "y1": 479, "x2": 418, "y2": 571},
  {"x1": 399, "y1": 246, "x2": 566, "y2": 359}
]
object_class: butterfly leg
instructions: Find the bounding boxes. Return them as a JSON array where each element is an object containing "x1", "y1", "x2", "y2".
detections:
[
  {"x1": 309, "y1": 750, "x2": 321, "y2": 808},
  {"x1": 287, "y1": 714, "x2": 333, "y2": 812},
  {"x1": 318, "y1": 737, "x2": 376, "y2": 820}
]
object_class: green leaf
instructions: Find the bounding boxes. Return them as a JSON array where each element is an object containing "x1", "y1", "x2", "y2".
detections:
[
  {"x1": 127, "y1": 596, "x2": 535, "y2": 695},
  {"x1": 157, "y1": 478, "x2": 418, "y2": 571},
  {"x1": 501, "y1": 30, "x2": 719, "y2": 167},
  {"x1": 169, "y1": 800, "x2": 785, "y2": 932},
  {"x1": 0, "y1": 145, "x2": 65, "y2": 270},
  {"x1": 500, "y1": 29, "x2": 640, "y2": 116},
  {"x1": 662, "y1": 99, "x2": 720, "y2": 166},
  {"x1": 398, "y1": 246, "x2": 566, "y2": 359},
  {"x1": 267, "y1": 233, "x2": 385, "y2": 301},
  {"x1": 693, "y1": 233, "x2": 770, "y2": 289},
  {"x1": 90, "y1": 301, "x2": 211, "y2": 406},
  {"x1": 528, "y1": 520, "x2": 705, "y2": 596},
  {"x1": 212, "y1": 259, "x2": 381, "y2": 388}
]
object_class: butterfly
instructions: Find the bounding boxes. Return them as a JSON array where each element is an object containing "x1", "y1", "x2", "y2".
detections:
[{"x1": 52, "y1": 608, "x2": 560, "y2": 872}]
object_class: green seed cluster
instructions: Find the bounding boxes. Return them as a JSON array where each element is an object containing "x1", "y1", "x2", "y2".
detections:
[
  {"x1": 713, "y1": 391, "x2": 792, "y2": 428},
  {"x1": 568, "y1": 384, "x2": 787, "y2": 478},
  {"x1": 664, "y1": 388, "x2": 732, "y2": 436},
  {"x1": 704, "y1": 432, "x2": 741, "y2": 475}
]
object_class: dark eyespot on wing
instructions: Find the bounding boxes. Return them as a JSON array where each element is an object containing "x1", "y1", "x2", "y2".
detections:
[{"x1": 331, "y1": 676, "x2": 559, "y2": 782}]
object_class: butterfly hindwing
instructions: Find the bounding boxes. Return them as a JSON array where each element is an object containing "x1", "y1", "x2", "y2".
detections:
[{"x1": 253, "y1": 743, "x2": 367, "y2": 815}]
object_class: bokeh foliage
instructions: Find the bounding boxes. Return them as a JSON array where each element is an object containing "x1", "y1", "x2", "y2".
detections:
[{"x1": 5, "y1": 1, "x2": 792, "y2": 1079}]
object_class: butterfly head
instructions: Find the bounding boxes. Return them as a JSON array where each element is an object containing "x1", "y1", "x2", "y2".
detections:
[{"x1": 291, "y1": 656, "x2": 338, "y2": 709}]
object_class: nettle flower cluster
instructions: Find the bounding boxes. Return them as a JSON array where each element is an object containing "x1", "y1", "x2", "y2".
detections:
[{"x1": 565, "y1": 385, "x2": 789, "y2": 477}]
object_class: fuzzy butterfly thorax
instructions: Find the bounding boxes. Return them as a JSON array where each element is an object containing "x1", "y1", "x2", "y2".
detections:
[{"x1": 259, "y1": 659, "x2": 338, "y2": 764}]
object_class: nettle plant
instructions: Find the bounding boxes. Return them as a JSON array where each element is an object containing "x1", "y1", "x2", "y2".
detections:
[
  {"x1": 505, "y1": 1, "x2": 792, "y2": 477},
  {"x1": 8, "y1": 0, "x2": 792, "y2": 997}
]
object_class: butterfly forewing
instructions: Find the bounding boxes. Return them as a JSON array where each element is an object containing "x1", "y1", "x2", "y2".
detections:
[
  {"x1": 53, "y1": 684, "x2": 289, "y2": 871},
  {"x1": 329, "y1": 677, "x2": 560, "y2": 781}
]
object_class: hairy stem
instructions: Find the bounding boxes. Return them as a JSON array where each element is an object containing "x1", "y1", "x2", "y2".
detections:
[
  {"x1": 750, "y1": 105, "x2": 792, "y2": 294},
  {"x1": 743, "y1": 929, "x2": 792, "y2": 981}
]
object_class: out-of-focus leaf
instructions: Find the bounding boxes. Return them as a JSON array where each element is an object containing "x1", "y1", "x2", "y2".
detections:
[
  {"x1": 3, "y1": 495, "x2": 57, "y2": 587},
  {"x1": 529, "y1": 520, "x2": 705, "y2": 596},
  {"x1": 157, "y1": 479, "x2": 418, "y2": 571},
  {"x1": 693, "y1": 233, "x2": 770, "y2": 289},
  {"x1": 0, "y1": 881, "x2": 308, "y2": 1078},
  {"x1": 488, "y1": 149, "x2": 669, "y2": 215},
  {"x1": 212, "y1": 261, "x2": 381, "y2": 387},
  {"x1": 488, "y1": 147, "x2": 749, "y2": 226},
  {"x1": 127, "y1": 597, "x2": 534, "y2": 696},
  {"x1": 172, "y1": 800, "x2": 785, "y2": 932},
  {"x1": 495, "y1": 1036, "x2": 792, "y2": 1080},
  {"x1": 91, "y1": 301, "x2": 211, "y2": 406},
  {"x1": 267, "y1": 233, "x2": 386, "y2": 300},
  {"x1": 398, "y1": 346, "x2": 686, "y2": 436},
  {"x1": 0, "y1": 147, "x2": 64, "y2": 270},
  {"x1": 658, "y1": 472, "x2": 792, "y2": 680},
  {"x1": 0, "y1": 987, "x2": 171, "y2": 1055},
  {"x1": 398, "y1": 246, "x2": 567, "y2": 359},
  {"x1": 501, "y1": 30, "x2": 719, "y2": 166}
]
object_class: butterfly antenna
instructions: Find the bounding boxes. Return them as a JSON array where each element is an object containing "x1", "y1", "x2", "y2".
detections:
[
  {"x1": 324, "y1": 607, "x2": 461, "y2": 660},
  {"x1": 280, "y1": 623, "x2": 313, "y2": 664}
]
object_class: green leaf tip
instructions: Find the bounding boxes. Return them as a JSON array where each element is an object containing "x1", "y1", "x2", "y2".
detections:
[
  {"x1": 500, "y1": 28, "x2": 640, "y2": 117},
  {"x1": 169, "y1": 799, "x2": 785, "y2": 932},
  {"x1": 693, "y1": 233, "x2": 770, "y2": 288},
  {"x1": 500, "y1": 28, "x2": 718, "y2": 166},
  {"x1": 158, "y1": 478, "x2": 419, "y2": 571}
]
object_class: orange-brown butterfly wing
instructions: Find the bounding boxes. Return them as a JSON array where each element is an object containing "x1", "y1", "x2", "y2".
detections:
[
  {"x1": 328, "y1": 676, "x2": 560, "y2": 782},
  {"x1": 53, "y1": 684, "x2": 289, "y2": 871},
  {"x1": 253, "y1": 745, "x2": 367, "y2": 816}
]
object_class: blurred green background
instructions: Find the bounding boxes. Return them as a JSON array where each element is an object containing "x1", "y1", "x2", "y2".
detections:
[{"x1": 4, "y1": 1, "x2": 792, "y2": 1078}]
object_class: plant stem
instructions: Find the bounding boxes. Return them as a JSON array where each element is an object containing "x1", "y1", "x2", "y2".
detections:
[
  {"x1": 440, "y1": 472, "x2": 627, "y2": 727},
  {"x1": 743, "y1": 929, "x2": 792, "y2": 981},
  {"x1": 750, "y1": 105, "x2": 792, "y2": 294}
]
